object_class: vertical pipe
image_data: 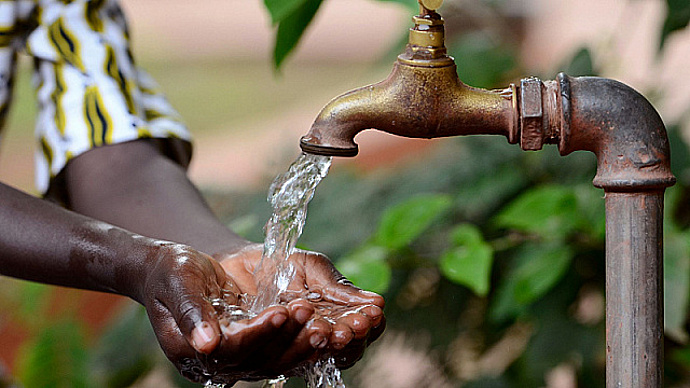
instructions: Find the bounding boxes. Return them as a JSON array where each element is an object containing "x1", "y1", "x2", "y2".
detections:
[
  {"x1": 605, "y1": 191, "x2": 664, "y2": 387},
  {"x1": 551, "y1": 75, "x2": 674, "y2": 387}
]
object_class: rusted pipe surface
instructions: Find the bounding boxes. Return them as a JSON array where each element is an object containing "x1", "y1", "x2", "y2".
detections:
[
  {"x1": 555, "y1": 74, "x2": 675, "y2": 190},
  {"x1": 605, "y1": 191, "x2": 664, "y2": 387},
  {"x1": 550, "y1": 74, "x2": 673, "y2": 387}
]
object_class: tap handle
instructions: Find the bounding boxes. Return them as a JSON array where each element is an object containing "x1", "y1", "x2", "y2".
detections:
[{"x1": 418, "y1": 0, "x2": 443, "y2": 12}]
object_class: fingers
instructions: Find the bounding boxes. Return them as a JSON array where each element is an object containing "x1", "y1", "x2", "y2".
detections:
[
  {"x1": 333, "y1": 338, "x2": 367, "y2": 370},
  {"x1": 321, "y1": 305, "x2": 386, "y2": 367},
  {"x1": 276, "y1": 317, "x2": 332, "y2": 368},
  {"x1": 146, "y1": 298, "x2": 196, "y2": 361},
  {"x1": 212, "y1": 299, "x2": 320, "y2": 377},
  {"x1": 300, "y1": 251, "x2": 385, "y2": 308},
  {"x1": 218, "y1": 305, "x2": 290, "y2": 354},
  {"x1": 360, "y1": 305, "x2": 385, "y2": 332},
  {"x1": 162, "y1": 267, "x2": 226, "y2": 354},
  {"x1": 144, "y1": 246, "x2": 230, "y2": 355}
]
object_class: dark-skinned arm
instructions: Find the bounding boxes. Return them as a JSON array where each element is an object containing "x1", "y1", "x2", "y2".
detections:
[
  {"x1": 0, "y1": 178, "x2": 304, "y2": 383},
  {"x1": 0, "y1": 179, "x2": 243, "y2": 351},
  {"x1": 54, "y1": 138, "x2": 249, "y2": 256}
]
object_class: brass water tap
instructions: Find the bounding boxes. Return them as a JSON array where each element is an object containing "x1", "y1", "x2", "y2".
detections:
[{"x1": 300, "y1": 0, "x2": 517, "y2": 156}]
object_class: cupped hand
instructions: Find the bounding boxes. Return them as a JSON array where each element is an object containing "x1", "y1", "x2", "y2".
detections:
[
  {"x1": 138, "y1": 242, "x2": 385, "y2": 385},
  {"x1": 216, "y1": 244, "x2": 386, "y2": 376},
  {"x1": 138, "y1": 242, "x2": 300, "y2": 384}
]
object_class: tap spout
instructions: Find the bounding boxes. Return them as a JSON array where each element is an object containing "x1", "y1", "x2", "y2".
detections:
[
  {"x1": 300, "y1": 62, "x2": 516, "y2": 157},
  {"x1": 300, "y1": 8, "x2": 517, "y2": 157}
]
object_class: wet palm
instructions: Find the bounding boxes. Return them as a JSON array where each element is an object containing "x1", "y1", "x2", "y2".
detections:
[{"x1": 216, "y1": 244, "x2": 385, "y2": 377}]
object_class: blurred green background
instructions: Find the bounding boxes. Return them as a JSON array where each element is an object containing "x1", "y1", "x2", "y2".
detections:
[{"x1": 1, "y1": 0, "x2": 690, "y2": 387}]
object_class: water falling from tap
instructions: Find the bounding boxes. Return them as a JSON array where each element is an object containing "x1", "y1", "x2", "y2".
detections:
[
  {"x1": 250, "y1": 152, "x2": 332, "y2": 313},
  {"x1": 202, "y1": 152, "x2": 349, "y2": 388},
  {"x1": 253, "y1": 152, "x2": 349, "y2": 388}
]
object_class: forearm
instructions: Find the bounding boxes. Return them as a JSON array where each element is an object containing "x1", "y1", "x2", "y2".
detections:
[
  {"x1": 59, "y1": 139, "x2": 249, "y2": 256},
  {"x1": 0, "y1": 181, "x2": 154, "y2": 301}
]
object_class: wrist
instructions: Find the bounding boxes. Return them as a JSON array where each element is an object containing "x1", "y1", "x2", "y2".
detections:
[
  {"x1": 118, "y1": 237, "x2": 183, "y2": 305},
  {"x1": 69, "y1": 220, "x2": 162, "y2": 303}
]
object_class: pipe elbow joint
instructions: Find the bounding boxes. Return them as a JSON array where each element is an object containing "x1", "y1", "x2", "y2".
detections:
[{"x1": 555, "y1": 74, "x2": 675, "y2": 191}]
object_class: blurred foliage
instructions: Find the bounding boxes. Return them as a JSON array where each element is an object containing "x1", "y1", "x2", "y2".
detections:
[
  {"x1": 264, "y1": 0, "x2": 416, "y2": 69},
  {"x1": 267, "y1": 0, "x2": 323, "y2": 69},
  {"x1": 440, "y1": 223, "x2": 493, "y2": 296},
  {"x1": 450, "y1": 33, "x2": 518, "y2": 89},
  {"x1": 660, "y1": 0, "x2": 690, "y2": 50},
  {"x1": 5, "y1": 0, "x2": 690, "y2": 387},
  {"x1": 16, "y1": 320, "x2": 89, "y2": 388}
]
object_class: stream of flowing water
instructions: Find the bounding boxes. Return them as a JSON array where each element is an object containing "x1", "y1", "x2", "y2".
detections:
[
  {"x1": 250, "y1": 152, "x2": 332, "y2": 314},
  {"x1": 203, "y1": 152, "x2": 345, "y2": 388}
]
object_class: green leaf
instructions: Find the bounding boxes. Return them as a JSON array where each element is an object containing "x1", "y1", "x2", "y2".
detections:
[
  {"x1": 449, "y1": 33, "x2": 517, "y2": 89},
  {"x1": 374, "y1": 194, "x2": 452, "y2": 250},
  {"x1": 671, "y1": 346, "x2": 690, "y2": 368},
  {"x1": 664, "y1": 227, "x2": 690, "y2": 342},
  {"x1": 668, "y1": 124, "x2": 690, "y2": 181},
  {"x1": 16, "y1": 320, "x2": 89, "y2": 388},
  {"x1": 337, "y1": 245, "x2": 391, "y2": 293},
  {"x1": 512, "y1": 244, "x2": 574, "y2": 304},
  {"x1": 495, "y1": 185, "x2": 581, "y2": 239},
  {"x1": 264, "y1": 0, "x2": 309, "y2": 24},
  {"x1": 227, "y1": 214, "x2": 260, "y2": 239},
  {"x1": 489, "y1": 274, "x2": 527, "y2": 324},
  {"x1": 440, "y1": 224, "x2": 494, "y2": 296},
  {"x1": 660, "y1": 0, "x2": 690, "y2": 50},
  {"x1": 572, "y1": 184, "x2": 605, "y2": 243},
  {"x1": 490, "y1": 243, "x2": 573, "y2": 323},
  {"x1": 562, "y1": 47, "x2": 595, "y2": 77},
  {"x1": 273, "y1": 0, "x2": 323, "y2": 69}
]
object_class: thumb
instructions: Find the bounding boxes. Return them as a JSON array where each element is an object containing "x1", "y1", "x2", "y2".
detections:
[
  {"x1": 165, "y1": 259, "x2": 228, "y2": 354},
  {"x1": 169, "y1": 293, "x2": 223, "y2": 354}
]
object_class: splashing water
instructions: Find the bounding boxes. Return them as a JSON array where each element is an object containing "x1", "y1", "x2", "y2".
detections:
[
  {"x1": 262, "y1": 375, "x2": 288, "y2": 388},
  {"x1": 250, "y1": 152, "x2": 332, "y2": 313},
  {"x1": 255, "y1": 153, "x2": 348, "y2": 388},
  {"x1": 304, "y1": 357, "x2": 346, "y2": 388},
  {"x1": 202, "y1": 153, "x2": 348, "y2": 388},
  {"x1": 204, "y1": 381, "x2": 225, "y2": 388}
]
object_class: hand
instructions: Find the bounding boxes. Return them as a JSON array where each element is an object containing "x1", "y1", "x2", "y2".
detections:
[
  {"x1": 216, "y1": 244, "x2": 386, "y2": 376},
  {"x1": 138, "y1": 242, "x2": 299, "y2": 384}
]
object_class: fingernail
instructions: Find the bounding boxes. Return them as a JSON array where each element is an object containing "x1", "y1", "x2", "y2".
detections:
[
  {"x1": 360, "y1": 290, "x2": 379, "y2": 297},
  {"x1": 220, "y1": 321, "x2": 241, "y2": 339},
  {"x1": 192, "y1": 321, "x2": 216, "y2": 351},
  {"x1": 310, "y1": 334, "x2": 328, "y2": 349},
  {"x1": 295, "y1": 307, "x2": 312, "y2": 325},
  {"x1": 271, "y1": 313, "x2": 287, "y2": 327}
]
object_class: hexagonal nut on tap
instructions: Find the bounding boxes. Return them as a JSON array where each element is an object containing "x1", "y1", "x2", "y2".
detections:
[{"x1": 520, "y1": 77, "x2": 545, "y2": 151}]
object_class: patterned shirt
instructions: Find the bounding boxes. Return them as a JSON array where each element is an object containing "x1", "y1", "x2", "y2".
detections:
[{"x1": 0, "y1": 0, "x2": 191, "y2": 193}]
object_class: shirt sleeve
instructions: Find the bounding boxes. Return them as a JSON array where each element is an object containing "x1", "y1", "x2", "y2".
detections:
[{"x1": 24, "y1": 0, "x2": 192, "y2": 194}]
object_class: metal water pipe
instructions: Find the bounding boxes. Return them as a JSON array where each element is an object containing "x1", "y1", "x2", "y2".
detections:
[{"x1": 299, "y1": 1, "x2": 675, "y2": 386}]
